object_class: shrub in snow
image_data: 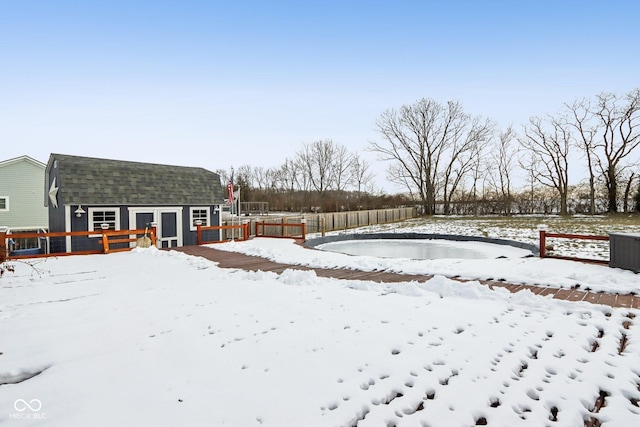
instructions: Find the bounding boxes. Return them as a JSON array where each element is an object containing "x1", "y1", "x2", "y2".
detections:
[{"x1": 0, "y1": 243, "x2": 14, "y2": 277}]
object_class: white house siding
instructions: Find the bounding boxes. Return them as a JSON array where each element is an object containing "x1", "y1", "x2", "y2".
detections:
[{"x1": 0, "y1": 156, "x2": 48, "y2": 230}]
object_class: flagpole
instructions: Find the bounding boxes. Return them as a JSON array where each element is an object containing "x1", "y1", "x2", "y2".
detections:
[{"x1": 229, "y1": 167, "x2": 234, "y2": 242}]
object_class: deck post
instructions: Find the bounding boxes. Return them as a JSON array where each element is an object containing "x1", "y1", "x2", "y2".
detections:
[
  {"x1": 539, "y1": 229, "x2": 546, "y2": 258},
  {"x1": 242, "y1": 221, "x2": 249, "y2": 240},
  {"x1": 150, "y1": 224, "x2": 158, "y2": 247},
  {"x1": 102, "y1": 231, "x2": 110, "y2": 254},
  {"x1": 0, "y1": 232, "x2": 6, "y2": 260}
]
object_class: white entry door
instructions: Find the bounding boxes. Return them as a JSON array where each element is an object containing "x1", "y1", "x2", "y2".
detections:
[{"x1": 128, "y1": 207, "x2": 183, "y2": 248}]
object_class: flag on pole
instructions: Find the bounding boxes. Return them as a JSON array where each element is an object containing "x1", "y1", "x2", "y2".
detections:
[{"x1": 227, "y1": 171, "x2": 234, "y2": 206}]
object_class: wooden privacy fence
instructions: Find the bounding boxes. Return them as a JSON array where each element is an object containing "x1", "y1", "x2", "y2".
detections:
[
  {"x1": 539, "y1": 230, "x2": 609, "y2": 265},
  {"x1": 308, "y1": 208, "x2": 416, "y2": 234},
  {"x1": 233, "y1": 207, "x2": 417, "y2": 238},
  {"x1": 255, "y1": 221, "x2": 306, "y2": 239},
  {"x1": 1, "y1": 228, "x2": 157, "y2": 259},
  {"x1": 196, "y1": 223, "x2": 249, "y2": 245}
]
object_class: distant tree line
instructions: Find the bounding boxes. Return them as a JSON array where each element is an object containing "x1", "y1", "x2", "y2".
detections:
[
  {"x1": 219, "y1": 88, "x2": 640, "y2": 215},
  {"x1": 217, "y1": 139, "x2": 412, "y2": 213}
]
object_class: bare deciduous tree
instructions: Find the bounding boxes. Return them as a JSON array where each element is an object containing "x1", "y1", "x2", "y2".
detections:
[
  {"x1": 440, "y1": 114, "x2": 494, "y2": 214},
  {"x1": 518, "y1": 151, "x2": 539, "y2": 214},
  {"x1": 371, "y1": 99, "x2": 446, "y2": 215},
  {"x1": 466, "y1": 147, "x2": 488, "y2": 216},
  {"x1": 330, "y1": 143, "x2": 353, "y2": 194},
  {"x1": 251, "y1": 166, "x2": 269, "y2": 192},
  {"x1": 297, "y1": 140, "x2": 334, "y2": 200},
  {"x1": 296, "y1": 139, "x2": 353, "y2": 211},
  {"x1": 594, "y1": 89, "x2": 640, "y2": 212},
  {"x1": 566, "y1": 98, "x2": 598, "y2": 214},
  {"x1": 622, "y1": 171, "x2": 636, "y2": 213},
  {"x1": 370, "y1": 98, "x2": 493, "y2": 215},
  {"x1": 488, "y1": 126, "x2": 518, "y2": 214},
  {"x1": 350, "y1": 153, "x2": 375, "y2": 202},
  {"x1": 519, "y1": 115, "x2": 571, "y2": 215}
]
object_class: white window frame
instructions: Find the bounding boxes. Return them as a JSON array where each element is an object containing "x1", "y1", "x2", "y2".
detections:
[
  {"x1": 0, "y1": 196, "x2": 8, "y2": 211},
  {"x1": 88, "y1": 207, "x2": 120, "y2": 237},
  {"x1": 189, "y1": 207, "x2": 210, "y2": 231}
]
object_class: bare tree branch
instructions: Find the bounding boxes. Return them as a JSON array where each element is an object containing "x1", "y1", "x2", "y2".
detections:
[{"x1": 519, "y1": 114, "x2": 572, "y2": 215}]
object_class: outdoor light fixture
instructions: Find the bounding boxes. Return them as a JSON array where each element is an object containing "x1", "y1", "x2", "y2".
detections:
[{"x1": 74, "y1": 205, "x2": 86, "y2": 217}]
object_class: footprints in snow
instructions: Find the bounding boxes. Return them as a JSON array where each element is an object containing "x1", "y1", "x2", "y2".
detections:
[{"x1": 326, "y1": 310, "x2": 640, "y2": 424}]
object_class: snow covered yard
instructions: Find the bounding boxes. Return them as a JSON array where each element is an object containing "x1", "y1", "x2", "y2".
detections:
[
  {"x1": 216, "y1": 237, "x2": 640, "y2": 295},
  {"x1": 1, "y1": 241, "x2": 640, "y2": 426}
]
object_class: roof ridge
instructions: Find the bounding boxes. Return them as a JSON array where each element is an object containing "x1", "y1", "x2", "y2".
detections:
[{"x1": 50, "y1": 153, "x2": 210, "y2": 171}]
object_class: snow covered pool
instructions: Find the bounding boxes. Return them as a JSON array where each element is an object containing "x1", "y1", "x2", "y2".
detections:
[{"x1": 308, "y1": 233, "x2": 537, "y2": 260}]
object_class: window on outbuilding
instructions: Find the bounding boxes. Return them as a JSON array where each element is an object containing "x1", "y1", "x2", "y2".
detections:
[
  {"x1": 0, "y1": 196, "x2": 8, "y2": 211},
  {"x1": 88, "y1": 208, "x2": 120, "y2": 232},
  {"x1": 190, "y1": 207, "x2": 210, "y2": 230}
]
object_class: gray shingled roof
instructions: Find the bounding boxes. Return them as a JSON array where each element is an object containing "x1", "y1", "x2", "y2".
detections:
[{"x1": 47, "y1": 154, "x2": 224, "y2": 205}]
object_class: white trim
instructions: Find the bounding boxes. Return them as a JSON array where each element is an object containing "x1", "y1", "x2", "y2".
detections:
[
  {"x1": 0, "y1": 155, "x2": 46, "y2": 169},
  {"x1": 88, "y1": 207, "x2": 120, "y2": 237},
  {"x1": 0, "y1": 196, "x2": 8, "y2": 211},
  {"x1": 215, "y1": 204, "x2": 223, "y2": 227},
  {"x1": 0, "y1": 226, "x2": 48, "y2": 232},
  {"x1": 128, "y1": 207, "x2": 183, "y2": 248},
  {"x1": 189, "y1": 206, "x2": 210, "y2": 231},
  {"x1": 65, "y1": 205, "x2": 72, "y2": 253}
]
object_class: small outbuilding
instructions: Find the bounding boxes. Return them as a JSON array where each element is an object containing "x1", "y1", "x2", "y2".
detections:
[{"x1": 45, "y1": 153, "x2": 225, "y2": 252}]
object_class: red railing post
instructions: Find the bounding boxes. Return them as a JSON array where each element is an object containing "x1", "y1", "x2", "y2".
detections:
[
  {"x1": 539, "y1": 229, "x2": 546, "y2": 258},
  {"x1": 151, "y1": 226, "x2": 157, "y2": 247},
  {"x1": 301, "y1": 219, "x2": 306, "y2": 240},
  {"x1": 0, "y1": 231, "x2": 7, "y2": 260},
  {"x1": 196, "y1": 223, "x2": 202, "y2": 245}
]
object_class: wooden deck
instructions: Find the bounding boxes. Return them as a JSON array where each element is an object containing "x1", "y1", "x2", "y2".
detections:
[{"x1": 174, "y1": 245, "x2": 640, "y2": 309}]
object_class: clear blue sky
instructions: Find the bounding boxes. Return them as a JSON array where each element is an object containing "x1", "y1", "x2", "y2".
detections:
[{"x1": 1, "y1": 0, "x2": 638, "y2": 192}]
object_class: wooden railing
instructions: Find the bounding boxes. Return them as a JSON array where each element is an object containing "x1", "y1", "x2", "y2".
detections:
[
  {"x1": 255, "y1": 220, "x2": 306, "y2": 240},
  {"x1": 539, "y1": 230, "x2": 609, "y2": 265},
  {"x1": 196, "y1": 223, "x2": 250, "y2": 245},
  {"x1": 1, "y1": 228, "x2": 157, "y2": 259},
  {"x1": 100, "y1": 229, "x2": 157, "y2": 253}
]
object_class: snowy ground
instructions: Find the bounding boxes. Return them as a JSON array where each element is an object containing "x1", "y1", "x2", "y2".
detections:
[
  {"x1": 215, "y1": 235, "x2": 640, "y2": 295},
  {"x1": 1, "y1": 226, "x2": 640, "y2": 426}
]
